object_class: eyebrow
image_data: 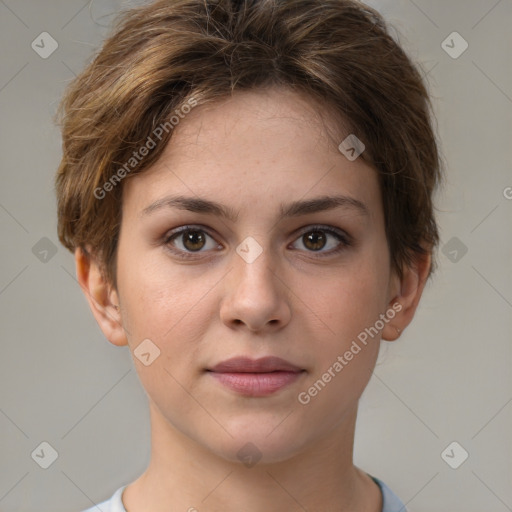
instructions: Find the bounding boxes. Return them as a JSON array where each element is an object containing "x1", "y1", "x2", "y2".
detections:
[{"x1": 141, "y1": 194, "x2": 369, "y2": 222}]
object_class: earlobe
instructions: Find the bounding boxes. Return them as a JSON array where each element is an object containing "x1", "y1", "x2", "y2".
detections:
[
  {"x1": 382, "y1": 251, "x2": 431, "y2": 341},
  {"x1": 74, "y1": 247, "x2": 128, "y2": 347}
]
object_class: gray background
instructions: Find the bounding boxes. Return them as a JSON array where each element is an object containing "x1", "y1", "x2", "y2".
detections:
[{"x1": 0, "y1": 1, "x2": 510, "y2": 511}]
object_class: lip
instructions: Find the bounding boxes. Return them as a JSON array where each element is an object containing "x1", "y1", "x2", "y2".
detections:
[
  {"x1": 206, "y1": 356, "x2": 305, "y2": 397},
  {"x1": 209, "y1": 356, "x2": 303, "y2": 373}
]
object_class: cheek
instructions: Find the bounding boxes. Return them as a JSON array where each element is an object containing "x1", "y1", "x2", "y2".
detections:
[
  {"x1": 117, "y1": 236, "x2": 179, "y2": 312},
  {"x1": 298, "y1": 270, "x2": 387, "y2": 410},
  {"x1": 117, "y1": 251, "x2": 216, "y2": 367},
  {"x1": 305, "y1": 256, "x2": 390, "y2": 388},
  {"x1": 320, "y1": 258, "x2": 390, "y2": 332},
  {"x1": 116, "y1": 262, "x2": 210, "y2": 396}
]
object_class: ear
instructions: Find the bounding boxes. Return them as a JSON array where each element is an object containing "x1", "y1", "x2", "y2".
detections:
[
  {"x1": 382, "y1": 250, "x2": 431, "y2": 341},
  {"x1": 74, "y1": 247, "x2": 128, "y2": 347}
]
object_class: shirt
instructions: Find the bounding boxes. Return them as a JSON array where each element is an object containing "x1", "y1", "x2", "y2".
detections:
[{"x1": 80, "y1": 474, "x2": 407, "y2": 512}]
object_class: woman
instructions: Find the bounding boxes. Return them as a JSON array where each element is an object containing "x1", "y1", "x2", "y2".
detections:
[{"x1": 55, "y1": 0, "x2": 441, "y2": 510}]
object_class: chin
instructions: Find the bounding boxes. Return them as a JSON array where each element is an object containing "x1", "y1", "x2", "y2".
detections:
[{"x1": 206, "y1": 423, "x2": 308, "y2": 467}]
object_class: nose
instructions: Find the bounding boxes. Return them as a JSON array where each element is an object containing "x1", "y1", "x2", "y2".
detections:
[{"x1": 219, "y1": 238, "x2": 292, "y2": 333}]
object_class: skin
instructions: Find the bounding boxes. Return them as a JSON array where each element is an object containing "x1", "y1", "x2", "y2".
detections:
[{"x1": 76, "y1": 86, "x2": 431, "y2": 512}]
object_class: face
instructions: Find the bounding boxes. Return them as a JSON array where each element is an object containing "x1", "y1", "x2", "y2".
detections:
[{"x1": 112, "y1": 87, "x2": 401, "y2": 464}]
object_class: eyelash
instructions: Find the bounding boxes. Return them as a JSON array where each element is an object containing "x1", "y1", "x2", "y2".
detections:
[{"x1": 162, "y1": 224, "x2": 352, "y2": 260}]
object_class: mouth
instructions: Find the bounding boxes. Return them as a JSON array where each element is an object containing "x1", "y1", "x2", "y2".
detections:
[{"x1": 206, "y1": 356, "x2": 306, "y2": 397}]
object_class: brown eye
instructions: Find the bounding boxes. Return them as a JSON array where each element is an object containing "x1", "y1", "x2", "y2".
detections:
[
  {"x1": 164, "y1": 227, "x2": 219, "y2": 258},
  {"x1": 291, "y1": 226, "x2": 351, "y2": 256},
  {"x1": 302, "y1": 230, "x2": 327, "y2": 251},
  {"x1": 181, "y1": 229, "x2": 207, "y2": 251},
  {"x1": 163, "y1": 224, "x2": 351, "y2": 260}
]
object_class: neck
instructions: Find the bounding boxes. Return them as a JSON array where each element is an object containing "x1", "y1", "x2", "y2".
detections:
[{"x1": 122, "y1": 401, "x2": 382, "y2": 512}]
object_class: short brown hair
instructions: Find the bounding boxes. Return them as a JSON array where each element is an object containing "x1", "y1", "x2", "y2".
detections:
[{"x1": 55, "y1": 0, "x2": 442, "y2": 287}]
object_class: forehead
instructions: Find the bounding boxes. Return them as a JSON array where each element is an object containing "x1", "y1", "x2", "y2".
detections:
[{"x1": 122, "y1": 87, "x2": 382, "y2": 223}]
